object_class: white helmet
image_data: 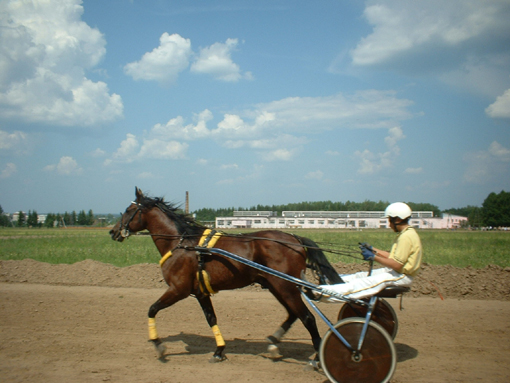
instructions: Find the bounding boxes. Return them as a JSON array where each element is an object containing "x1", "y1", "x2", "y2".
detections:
[{"x1": 384, "y1": 202, "x2": 412, "y2": 220}]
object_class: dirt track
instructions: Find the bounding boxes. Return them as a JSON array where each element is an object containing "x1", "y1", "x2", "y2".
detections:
[{"x1": 1, "y1": 260, "x2": 510, "y2": 382}]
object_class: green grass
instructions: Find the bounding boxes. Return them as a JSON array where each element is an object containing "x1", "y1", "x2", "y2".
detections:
[
  {"x1": 0, "y1": 228, "x2": 155, "y2": 267},
  {"x1": 0, "y1": 227, "x2": 509, "y2": 268}
]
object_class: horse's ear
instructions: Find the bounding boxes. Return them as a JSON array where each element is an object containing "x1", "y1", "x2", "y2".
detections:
[{"x1": 135, "y1": 187, "x2": 143, "y2": 201}]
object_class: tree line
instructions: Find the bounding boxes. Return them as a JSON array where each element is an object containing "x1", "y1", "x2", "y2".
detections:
[
  {"x1": 1, "y1": 190, "x2": 509, "y2": 228},
  {"x1": 194, "y1": 200, "x2": 442, "y2": 222},
  {"x1": 193, "y1": 192, "x2": 510, "y2": 228},
  {"x1": 0, "y1": 208, "x2": 98, "y2": 228},
  {"x1": 443, "y1": 190, "x2": 510, "y2": 228}
]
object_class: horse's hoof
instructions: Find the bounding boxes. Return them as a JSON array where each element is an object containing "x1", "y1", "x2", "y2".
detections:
[
  {"x1": 209, "y1": 354, "x2": 227, "y2": 363},
  {"x1": 150, "y1": 341, "x2": 166, "y2": 359},
  {"x1": 304, "y1": 358, "x2": 320, "y2": 371},
  {"x1": 267, "y1": 344, "x2": 282, "y2": 359}
]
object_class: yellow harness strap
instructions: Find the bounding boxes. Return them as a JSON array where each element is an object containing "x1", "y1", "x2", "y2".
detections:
[
  {"x1": 198, "y1": 229, "x2": 222, "y2": 248},
  {"x1": 197, "y1": 270, "x2": 218, "y2": 295},
  {"x1": 196, "y1": 229, "x2": 223, "y2": 295},
  {"x1": 159, "y1": 250, "x2": 173, "y2": 267}
]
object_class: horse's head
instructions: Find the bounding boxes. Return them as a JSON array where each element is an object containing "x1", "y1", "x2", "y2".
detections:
[{"x1": 110, "y1": 187, "x2": 148, "y2": 242}]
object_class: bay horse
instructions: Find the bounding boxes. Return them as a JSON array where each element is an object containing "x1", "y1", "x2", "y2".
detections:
[{"x1": 110, "y1": 187, "x2": 341, "y2": 363}]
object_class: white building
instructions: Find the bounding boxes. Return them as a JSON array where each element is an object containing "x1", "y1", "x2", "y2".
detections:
[{"x1": 215, "y1": 211, "x2": 467, "y2": 230}]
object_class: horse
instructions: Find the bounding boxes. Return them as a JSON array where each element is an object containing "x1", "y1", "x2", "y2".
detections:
[{"x1": 109, "y1": 187, "x2": 342, "y2": 363}]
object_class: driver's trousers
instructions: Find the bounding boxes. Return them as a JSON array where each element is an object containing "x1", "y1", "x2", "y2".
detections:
[{"x1": 318, "y1": 267, "x2": 413, "y2": 301}]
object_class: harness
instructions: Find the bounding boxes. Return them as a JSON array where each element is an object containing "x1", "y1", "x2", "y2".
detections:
[
  {"x1": 119, "y1": 202, "x2": 142, "y2": 239},
  {"x1": 196, "y1": 229, "x2": 222, "y2": 295},
  {"x1": 158, "y1": 229, "x2": 222, "y2": 296}
]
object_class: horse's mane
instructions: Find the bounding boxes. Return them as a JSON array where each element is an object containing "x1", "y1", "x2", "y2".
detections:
[{"x1": 139, "y1": 194, "x2": 206, "y2": 236}]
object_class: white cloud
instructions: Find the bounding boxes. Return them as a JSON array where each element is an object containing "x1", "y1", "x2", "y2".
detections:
[
  {"x1": 112, "y1": 133, "x2": 140, "y2": 162},
  {"x1": 89, "y1": 148, "x2": 106, "y2": 157},
  {"x1": 109, "y1": 132, "x2": 188, "y2": 163},
  {"x1": 405, "y1": 167, "x2": 423, "y2": 174},
  {"x1": 486, "y1": 88, "x2": 510, "y2": 119},
  {"x1": 355, "y1": 126, "x2": 405, "y2": 174},
  {"x1": 109, "y1": 90, "x2": 413, "y2": 165},
  {"x1": 44, "y1": 156, "x2": 82, "y2": 175},
  {"x1": 0, "y1": 0, "x2": 123, "y2": 126},
  {"x1": 124, "y1": 33, "x2": 192, "y2": 83},
  {"x1": 352, "y1": 0, "x2": 510, "y2": 67},
  {"x1": 138, "y1": 139, "x2": 188, "y2": 160},
  {"x1": 191, "y1": 38, "x2": 251, "y2": 82},
  {"x1": 305, "y1": 170, "x2": 324, "y2": 180},
  {"x1": 0, "y1": 130, "x2": 28, "y2": 150},
  {"x1": 348, "y1": 0, "x2": 510, "y2": 96},
  {"x1": 254, "y1": 90, "x2": 413, "y2": 131},
  {"x1": 220, "y1": 164, "x2": 239, "y2": 170},
  {"x1": 137, "y1": 172, "x2": 156, "y2": 179},
  {"x1": 149, "y1": 91, "x2": 412, "y2": 144},
  {"x1": 0, "y1": 163, "x2": 17, "y2": 179},
  {"x1": 151, "y1": 109, "x2": 213, "y2": 140},
  {"x1": 464, "y1": 141, "x2": 510, "y2": 184},
  {"x1": 264, "y1": 148, "x2": 295, "y2": 162}
]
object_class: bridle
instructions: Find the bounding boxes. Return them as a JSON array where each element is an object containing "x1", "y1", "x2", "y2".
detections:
[{"x1": 119, "y1": 201, "x2": 143, "y2": 238}]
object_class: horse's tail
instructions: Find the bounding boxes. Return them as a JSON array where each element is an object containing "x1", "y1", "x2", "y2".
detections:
[{"x1": 298, "y1": 236, "x2": 343, "y2": 285}]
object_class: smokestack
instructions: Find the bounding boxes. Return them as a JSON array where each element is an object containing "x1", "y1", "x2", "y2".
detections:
[{"x1": 185, "y1": 191, "x2": 189, "y2": 214}]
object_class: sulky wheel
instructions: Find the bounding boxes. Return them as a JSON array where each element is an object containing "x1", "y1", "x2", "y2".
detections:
[
  {"x1": 337, "y1": 299, "x2": 398, "y2": 339},
  {"x1": 320, "y1": 318, "x2": 396, "y2": 383}
]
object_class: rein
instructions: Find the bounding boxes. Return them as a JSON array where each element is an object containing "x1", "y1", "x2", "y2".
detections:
[
  {"x1": 119, "y1": 201, "x2": 363, "y2": 262},
  {"x1": 134, "y1": 231, "x2": 362, "y2": 260}
]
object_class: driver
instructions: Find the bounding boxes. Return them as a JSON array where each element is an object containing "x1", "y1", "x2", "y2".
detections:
[{"x1": 318, "y1": 202, "x2": 423, "y2": 301}]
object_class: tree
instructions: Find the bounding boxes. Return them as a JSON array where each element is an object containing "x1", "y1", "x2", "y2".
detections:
[
  {"x1": 16, "y1": 211, "x2": 26, "y2": 227},
  {"x1": 407, "y1": 202, "x2": 441, "y2": 217},
  {"x1": 482, "y1": 190, "x2": 510, "y2": 227},
  {"x1": 0, "y1": 205, "x2": 11, "y2": 227},
  {"x1": 87, "y1": 209, "x2": 95, "y2": 225},
  {"x1": 77, "y1": 210, "x2": 88, "y2": 225},
  {"x1": 56, "y1": 213, "x2": 63, "y2": 227},
  {"x1": 27, "y1": 210, "x2": 39, "y2": 227},
  {"x1": 468, "y1": 207, "x2": 484, "y2": 228},
  {"x1": 45, "y1": 213, "x2": 56, "y2": 228}
]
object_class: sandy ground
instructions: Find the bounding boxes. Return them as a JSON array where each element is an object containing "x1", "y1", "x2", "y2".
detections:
[{"x1": 1, "y1": 260, "x2": 510, "y2": 382}]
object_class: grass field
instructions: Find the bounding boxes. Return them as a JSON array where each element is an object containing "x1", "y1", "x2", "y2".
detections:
[{"x1": 0, "y1": 227, "x2": 508, "y2": 268}]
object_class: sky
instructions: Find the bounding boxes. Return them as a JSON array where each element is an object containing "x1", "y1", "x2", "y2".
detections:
[{"x1": 1, "y1": 0, "x2": 509, "y2": 215}]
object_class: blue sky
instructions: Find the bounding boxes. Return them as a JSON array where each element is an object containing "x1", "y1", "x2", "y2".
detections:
[{"x1": 1, "y1": 0, "x2": 509, "y2": 215}]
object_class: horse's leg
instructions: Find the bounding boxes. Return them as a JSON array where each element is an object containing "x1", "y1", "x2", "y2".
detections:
[
  {"x1": 147, "y1": 287, "x2": 185, "y2": 358},
  {"x1": 266, "y1": 311, "x2": 298, "y2": 358},
  {"x1": 268, "y1": 283, "x2": 322, "y2": 365},
  {"x1": 197, "y1": 295, "x2": 227, "y2": 363}
]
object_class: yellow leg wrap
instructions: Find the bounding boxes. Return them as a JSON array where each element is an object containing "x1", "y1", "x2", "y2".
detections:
[
  {"x1": 148, "y1": 318, "x2": 159, "y2": 340},
  {"x1": 211, "y1": 325, "x2": 225, "y2": 347}
]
